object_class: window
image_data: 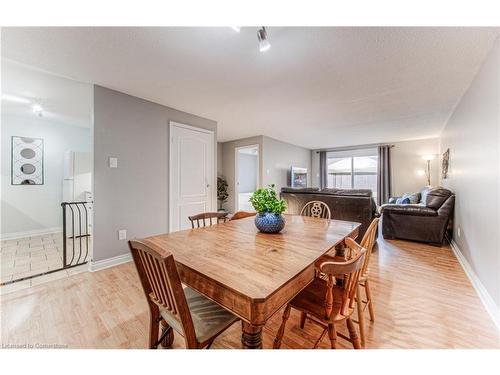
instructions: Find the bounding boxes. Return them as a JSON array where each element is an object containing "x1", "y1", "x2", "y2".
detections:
[{"x1": 327, "y1": 149, "x2": 378, "y2": 200}]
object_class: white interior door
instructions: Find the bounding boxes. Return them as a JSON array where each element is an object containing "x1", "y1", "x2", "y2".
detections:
[{"x1": 169, "y1": 122, "x2": 214, "y2": 232}]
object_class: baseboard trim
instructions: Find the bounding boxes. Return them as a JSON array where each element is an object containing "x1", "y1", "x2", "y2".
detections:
[
  {"x1": 89, "y1": 253, "x2": 132, "y2": 272},
  {"x1": 0, "y1": 227, "x2": 63, "y2": 240},
  {"x1": 450, "y1": 240, "x2": 500, "y2": 331}
]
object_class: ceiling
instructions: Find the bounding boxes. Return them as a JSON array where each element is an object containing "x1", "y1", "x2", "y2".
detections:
[
  {"x1": 1, "y1": 59, "x2": 93, "y2": 128},
  {"x1": 2, "y1": 27, "x2": 498, "y2": 148}
]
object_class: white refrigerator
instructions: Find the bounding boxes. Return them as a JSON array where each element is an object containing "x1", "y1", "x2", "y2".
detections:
[{"x1": 62, "y1": 151, "x2": 93, "y2": 237}]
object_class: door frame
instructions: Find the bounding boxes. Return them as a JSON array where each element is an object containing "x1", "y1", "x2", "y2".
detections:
[
  {"x1": 168, "y1": 121, "x2": 215, "y2": 232},
  {"x1": 234, "y1": 144, "x2": 260, "y2": 211}
]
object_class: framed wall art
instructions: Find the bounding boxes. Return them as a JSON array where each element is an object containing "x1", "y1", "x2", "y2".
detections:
[
  {"x1": 11, "y1": 136, "x2": 44, "y2": 185},
  {"x1": 442, "y1": 148, "x2": 450, "y2": 179}
]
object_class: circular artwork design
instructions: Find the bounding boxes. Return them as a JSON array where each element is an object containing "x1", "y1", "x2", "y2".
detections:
[
  {"x1": 20, "y1": 148, "x2": 36, "y2": 159},
  {"x1": 21, "y1": 164, "x2": 36, "y2": 174},
  {"x1": 11, "y1": 136, "x2": 44, "y2": 185}
]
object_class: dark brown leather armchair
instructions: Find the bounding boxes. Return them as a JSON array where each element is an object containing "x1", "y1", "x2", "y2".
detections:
[{"x1": 380, "y1": 186, "x2": 455, "y2": 246}]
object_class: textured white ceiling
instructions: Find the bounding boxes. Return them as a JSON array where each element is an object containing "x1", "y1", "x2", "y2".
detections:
[{"x1": 2, "y1": 27, "x2": 498, "y2": 148}]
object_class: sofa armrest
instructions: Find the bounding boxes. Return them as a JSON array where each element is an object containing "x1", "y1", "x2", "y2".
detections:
[{"x1": 380, "y1": 204, "x2": 438, "y2": 217}]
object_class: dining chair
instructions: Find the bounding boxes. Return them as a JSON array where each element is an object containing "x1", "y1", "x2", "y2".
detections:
[
  {"x1": 354, "y1": 217, "x2": 379, "y2": 346},
  {"x1": 188, "y1": 212, "x2": 228, "y2": 228},
  {"x1": 129, "y1": 239, "x2": 239, "y2": 349},
  {"x1": 299, "y1": 200, "x2": 331, "y2": 220},
  {"x1": 313, "y1": 217, "x2": 379, "y2": 347},
  {"x1": 230, "y1": 211, "x2": 257, "y2": 221},
  {"x1": 273, "y1": 238, "x2": 366, "y2": 349}
]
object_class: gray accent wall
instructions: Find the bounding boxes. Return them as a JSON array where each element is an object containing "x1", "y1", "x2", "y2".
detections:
[
  {"x1": 440, "y1": 36, "x2": 500, "y2": 310},
  {"x1": 93, "y1": 86, "x2": 217, "y2": 262},
  {"x1": 262, "y1": 136, "x2": 312, "y2": 192}
]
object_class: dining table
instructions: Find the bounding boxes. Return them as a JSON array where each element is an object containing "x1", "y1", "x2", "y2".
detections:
[{"x1": 145, "y1": 214, "x2": 360, "y2": 348}]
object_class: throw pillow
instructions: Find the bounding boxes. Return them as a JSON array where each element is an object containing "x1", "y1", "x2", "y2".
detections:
[
  {"x1": 402, "y1": 192, "x2": 421, "y2": 204},
  {"x1": 395, "y1": 197, "x2": 411, "y2": 205}
]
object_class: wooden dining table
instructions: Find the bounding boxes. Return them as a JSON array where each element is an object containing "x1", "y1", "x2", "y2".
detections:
[{"x1": 145, "y1": 214, "x2": 360, "y2": 348}]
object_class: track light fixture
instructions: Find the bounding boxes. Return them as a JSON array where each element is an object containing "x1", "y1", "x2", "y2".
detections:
[{"x1": 257, "y1": 27, "x2": 271, "y2": 52}]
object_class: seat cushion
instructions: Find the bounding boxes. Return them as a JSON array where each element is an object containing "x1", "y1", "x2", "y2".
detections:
[
  {"x1": 289, "y1": 278, "x2": 353, "y2": 323},
  {"x1": 160, "y1": 287, "x2": 238, "y2": 345}
]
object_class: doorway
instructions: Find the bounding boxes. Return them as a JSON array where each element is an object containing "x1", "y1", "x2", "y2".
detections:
[
  {"x1": 1, "y1": 60, "x2": 93, "y2": 292},
  {"x1": 169, "y1": 122, "x2": 215, "y2": 232},
  {"x1": 235, "y1": 145, "x2": 260, "y2": 211}
]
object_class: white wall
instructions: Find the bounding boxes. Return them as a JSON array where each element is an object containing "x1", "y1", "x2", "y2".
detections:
[
  {"x1": 439, "y1": 36, "x2": 500, "y2": 312},
  {"x1": 391, "y1": 138, "x2": 440, "y2": 196},
  {"x1": 1, "y1": 114, "x2": 91, "y2": 236}
]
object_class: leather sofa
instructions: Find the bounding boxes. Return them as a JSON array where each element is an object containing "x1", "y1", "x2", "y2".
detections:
[
  {"x1": 380, "y1": 186, "x2": 455, "y2": 246},
  {"x1": 280, "y1": 187, "x2": 378, "y2": 240}
]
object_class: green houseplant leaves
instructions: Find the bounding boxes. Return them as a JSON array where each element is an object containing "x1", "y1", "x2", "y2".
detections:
[{"x1": 249, "y1": 184, "x2": 287, "y2": 215}]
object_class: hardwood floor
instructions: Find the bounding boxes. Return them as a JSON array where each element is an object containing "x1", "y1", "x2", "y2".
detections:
[{"x1": 1, "y1": 236, "x2": 498, "y2": 349}]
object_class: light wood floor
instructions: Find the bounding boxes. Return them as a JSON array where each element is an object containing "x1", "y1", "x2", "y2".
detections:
[{"x1": 1, "y1": 236, "x2": 498, "y2": 349}]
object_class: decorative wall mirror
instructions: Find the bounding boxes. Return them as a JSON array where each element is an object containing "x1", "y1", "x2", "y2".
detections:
[{"x1": 11, "y1": 136, "x2": 44, "y2": 185}]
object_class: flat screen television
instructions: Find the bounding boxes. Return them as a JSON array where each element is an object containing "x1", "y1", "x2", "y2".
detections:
[{"x1": 290, "y1": 166, "x2": 308, "y2": 188}]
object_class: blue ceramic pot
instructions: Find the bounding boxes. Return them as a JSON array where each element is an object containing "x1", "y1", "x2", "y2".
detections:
[{"x1": 255, "y1": 212, "x2": 286, "y2": 234}]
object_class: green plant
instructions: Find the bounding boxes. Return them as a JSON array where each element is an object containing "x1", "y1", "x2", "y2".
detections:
[
  {"x1": 217, "y1": 176, "x2": 229, "y2": 210},
  {"x1": 249, "y1": 184, "x2": 287, "y2": 215}
]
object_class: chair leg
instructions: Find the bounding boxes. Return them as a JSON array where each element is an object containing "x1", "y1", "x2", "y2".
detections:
[
  {"x1": 346, "y1": 318, "x2": 361, "y2": 349},
  {"x1": 300, "y1": 312, "x2": 307, "y2": 329},
  {"x1": 327, "y1": 323, "x2": 337, "y2": 349},
  {"x1": 148, "y1": 303, "x2": 160, "y2": 349},
  {"x1": 356, "y1": 286, "x2": 366, "y2": 347},
  {"x1": 159, "y1": 320, "x2": 174, "y2": 348},
  {"x1": 365, "y1": 279, "x2": 375, "y2": 322},
  {"x1": 273, "y1": 304, "x2": 291, "y2": 349}
]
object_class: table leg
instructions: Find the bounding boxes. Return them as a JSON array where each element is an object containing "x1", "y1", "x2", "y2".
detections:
[{"x1": 241, "y1": 321, "x2": 263, "y2": 349}]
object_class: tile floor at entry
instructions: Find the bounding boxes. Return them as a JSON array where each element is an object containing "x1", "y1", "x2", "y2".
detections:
[{"x1": 0, "y1": 233, "x2": 88, "y2": 294}]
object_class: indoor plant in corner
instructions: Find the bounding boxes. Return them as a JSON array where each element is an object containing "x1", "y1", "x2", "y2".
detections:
[
  {"x1": 217, "y1": 176, "x2": 229, "y2": 212},
  {"x1": 249, "y1": 184, "x2": 287, "y2": 234}
]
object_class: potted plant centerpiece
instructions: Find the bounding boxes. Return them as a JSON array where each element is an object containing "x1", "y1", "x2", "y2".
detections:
[{"x1": 249, "y1": 184, "x2": 287, "y2": 233}]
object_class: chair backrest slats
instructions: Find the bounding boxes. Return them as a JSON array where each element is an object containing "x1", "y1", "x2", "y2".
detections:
[
  {"x1": 188, "y1": 212, "x2": 228, "y2": 228},
  {"x1": 129, "y1": 239, "x2": 196, "y2": 345},
  {"x1": 300, "y1": 201, "x2": 331, "y2": 220},
  {"x1": 358, "y1": 218, "x2": 379, "y2": 277},
  {"x1": 320, "y1": 238, "x2": 366, "y2": 319}
]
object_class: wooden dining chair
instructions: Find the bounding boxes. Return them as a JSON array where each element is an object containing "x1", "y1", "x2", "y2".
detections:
[
  {"x1": 354, "y1": 217, "x2": 379, "y2": 346},
  {"x1": 230, "y1": 211, "x2": 257, "y2": 221},
  {"x1": 313, "y1": 217, "x2": 379, "y2": 347},
  {"x1": 188, "y1": 212, "x2": 228, "y2": 228},
  {"x1": 299, "y1": 201, "x2": 331, "y2": 220},
  {"x1": 129, "y1": 239, "x2": 239, "y2": 349},
  {"x1": 273, "y1": 238, "x2": 366, "y2": 349}
]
